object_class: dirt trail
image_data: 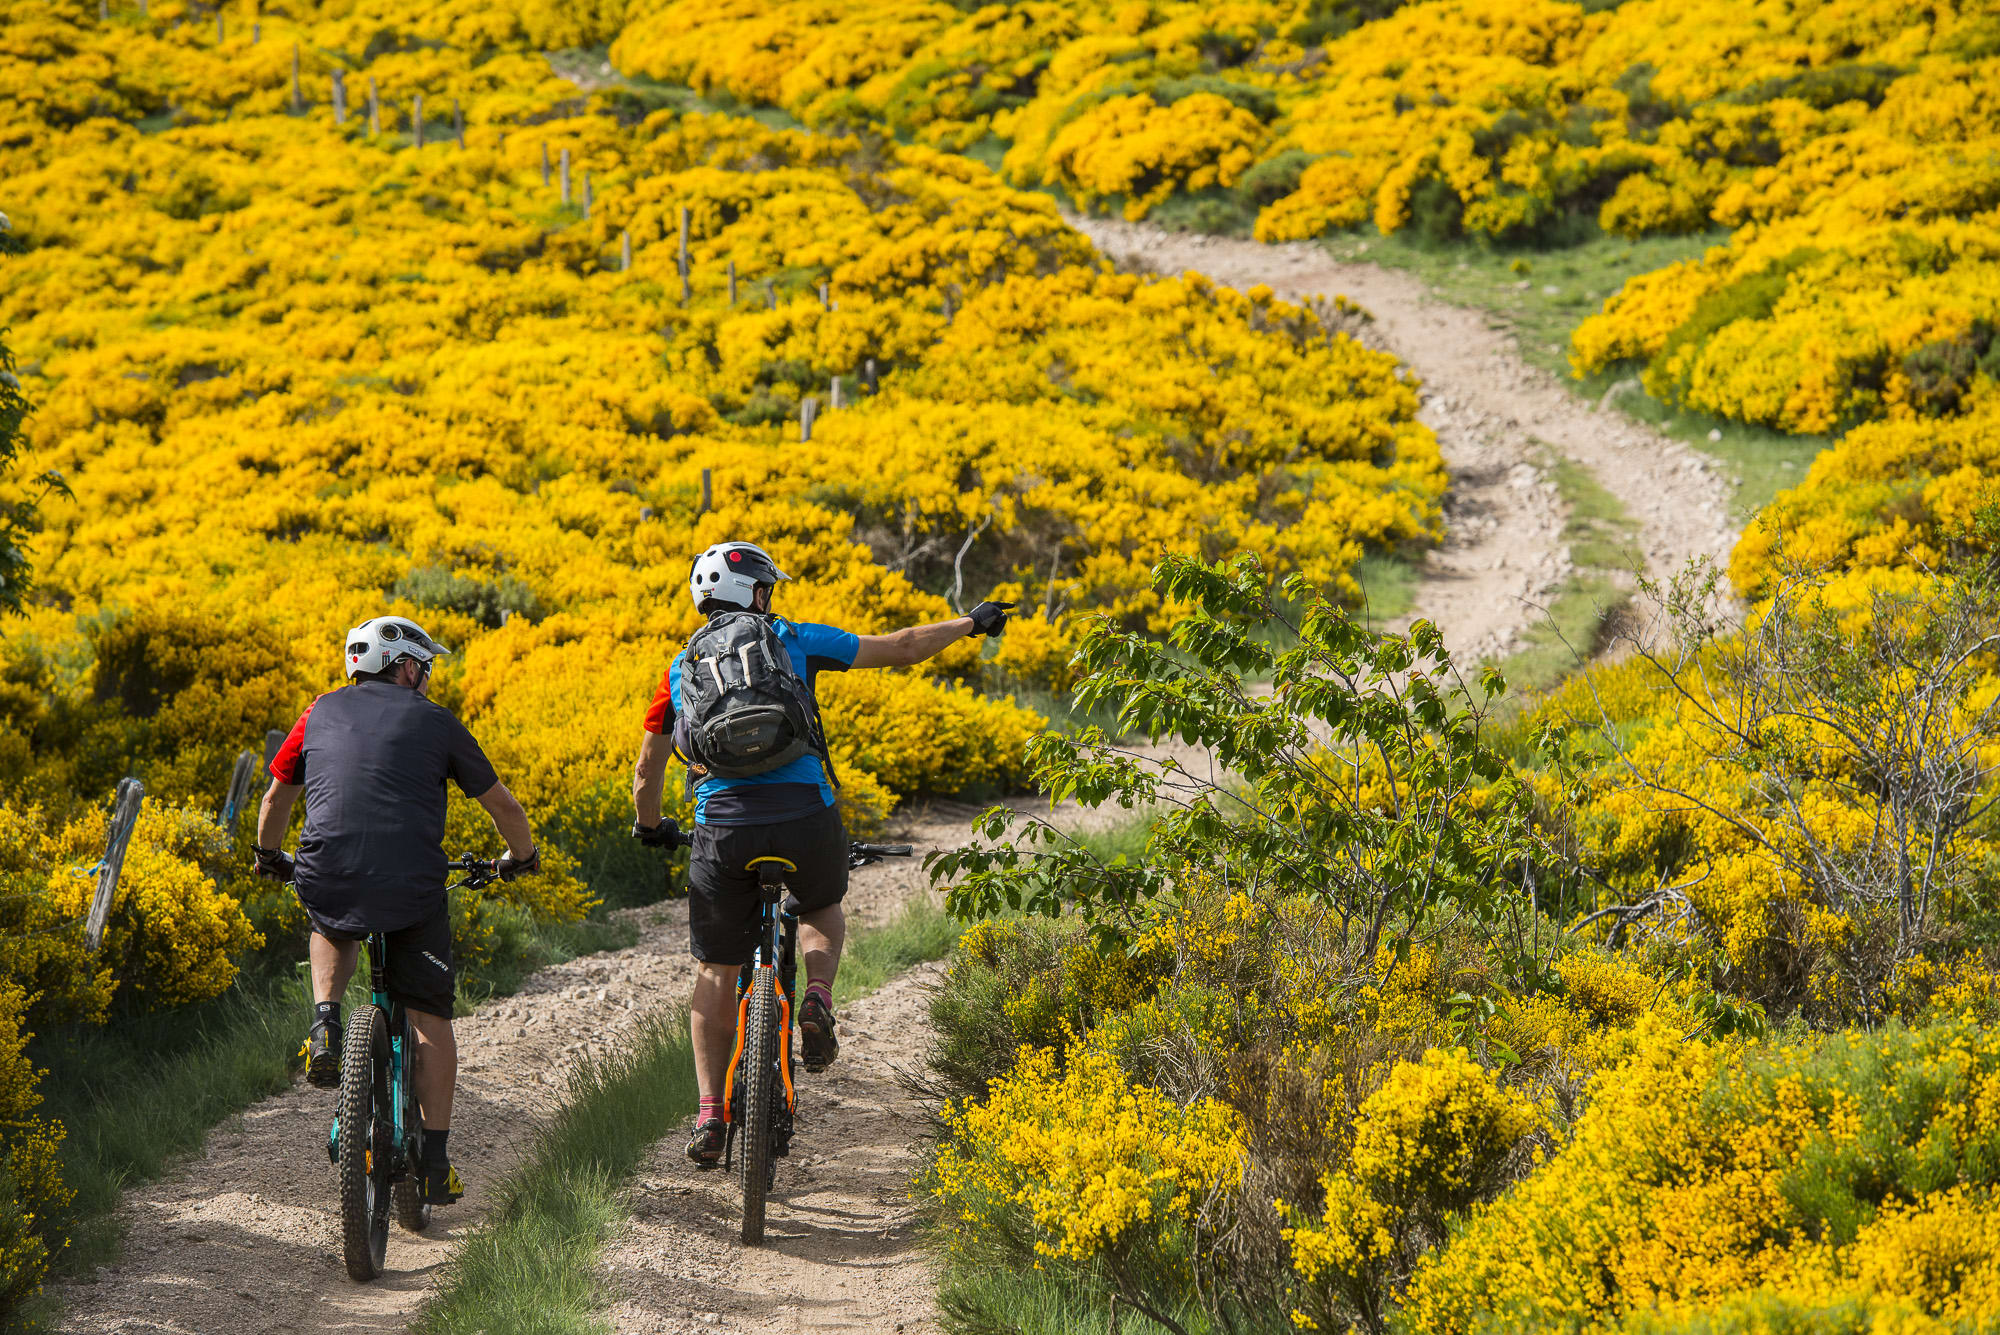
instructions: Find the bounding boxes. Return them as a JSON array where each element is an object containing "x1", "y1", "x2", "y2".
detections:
[
  {"x1": 598, "y1": 960, "x2": 945, "y2": 1335},
  {"x1": 1071, "y1": 217, "x2": 1741, "y2": 660},
  {"x1": 52, "y1": 804, "x2": 980, "y2": 1335}
]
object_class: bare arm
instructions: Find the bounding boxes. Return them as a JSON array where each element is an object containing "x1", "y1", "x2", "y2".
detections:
[
  {"x1": 473, "y1": 781, "x2": 536, "y2": 859},
  {"x1": 256, "y1": 779, "x2": 302, "y2": 848},
  {"x1": 632, "y1": 730, "x2": 674, "y2": 827},
  {"x1": 851, "y1": 615, "x2": 975, "y2": 669}
]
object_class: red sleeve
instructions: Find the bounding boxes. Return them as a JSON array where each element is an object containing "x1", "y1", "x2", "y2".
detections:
[
  {"x1": 269, "y1": 697, "x2": 318, "y2": 784},
  {"x1": 642, "y1": 665, "x2": 674, "y2": 735}
]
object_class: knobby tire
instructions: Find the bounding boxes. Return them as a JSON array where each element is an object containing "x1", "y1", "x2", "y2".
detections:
[
  {"x1": 740, "y1": 966, "x2": 778, "y2": 1246},
  {"x1": 339, "y1": 1005, "x2": 392, "y2": 1280}
]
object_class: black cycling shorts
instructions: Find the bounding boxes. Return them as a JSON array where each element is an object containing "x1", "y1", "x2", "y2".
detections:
[
  {"x1": 687, "y1": 804, "x2": 848, "y2": 966},
  {"x1": 302, "y1": 899, "x2": 456, "y2": 1020}
]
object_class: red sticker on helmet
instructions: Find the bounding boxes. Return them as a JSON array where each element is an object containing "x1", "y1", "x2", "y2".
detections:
[{"x1": 728, "y1": 551, "x2": 742, "y2": 562}]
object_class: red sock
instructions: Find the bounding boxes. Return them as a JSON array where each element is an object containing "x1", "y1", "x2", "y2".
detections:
[
  {"x1": 698, "y1": 1095, "x2": 723, "y2": 1125},
  {"x1": 805, "y1": 979, "x2": 832, "y2": 1010}
]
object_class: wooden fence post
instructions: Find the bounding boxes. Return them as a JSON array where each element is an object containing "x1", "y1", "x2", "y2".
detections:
[
  {"x1": 413, "y1": 92, "x2": 424, "y2": 148},
  {"x1": 677, "y1": 206, "x2": 691, "y2": 304},
  {"x1": 818, "y1": 280, "x2": 830, "y2": 311},
  {"x1": 764, "y1": 279, "x2": 776, "y2": 310},
  {"x1": 85, "y1": 778, "x2": 145, "y2": 953},
  {"x1": 830, "y1": 375, "x2": 843, "y2": 411},
  {"x1": 368, "y1": 77, "x2": 380, "y2": 136},
  {"x1": 215, "y1": 9, "x2": 223, "y2": 42},
  {"x1": 620, "y1": 229, "x2": 632, "y2": 272},
  {"x1": 699, "y1": 468, "x2": 712, "y2": 515},
  {"x1": 332, "y1": 69, "x2": 346, "y2": 126},
  {"x1": 727, "y1": 260, "x2": 737, "y2": 306},
  {"x1": 864, "y1": 357, "x2": 877, "y2": 393},
  {"x1": 138, "y1": 0, "x2": 146, "y2": 18},
  {"x1": 800, "y1": 397, "x2": 817, "y2": 442},
  {"x1": 540, "y1": 141, "x2": 550, "y2": 186},
  {"x1": 560, "y1": 148, "x2": 571, "y2": 205},
  {"x1": 220, "y1": 750, "x2": 258, "y2": 834},
  {"x1": 453, "y1": 98, "x2": 464, "y2": 149},
  {"x1": 582, "y1": 172, "x2": 592, "y2": 218},
  {"x1": 291, "y1": 43, "x2": 303, "y2": 113},
  {"x1": 942, "y1": 289, "x2": 954, "y2": 323},
  {"x1": 253, "y1": 19, "x2": 260, "y2": 41},
  {"x1": 99, "y1": 0, "x2": 107, "y2": 22}
]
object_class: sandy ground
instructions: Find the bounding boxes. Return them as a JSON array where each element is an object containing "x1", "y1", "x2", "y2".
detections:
[{"x1": 1070, "y1": 217, "x2": 1741, "y2": 659}]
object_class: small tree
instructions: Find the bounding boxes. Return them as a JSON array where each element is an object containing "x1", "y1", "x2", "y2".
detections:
[
  {"x1": 927, "y1": 554, "x2": 1561, "y2": 1329},
  {"x1": 931, "y1": 551, "x2": 1552, "y2": 990}
]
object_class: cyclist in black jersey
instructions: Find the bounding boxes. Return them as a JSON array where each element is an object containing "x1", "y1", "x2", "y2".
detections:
[{"x1": 253, "y1": 615, "x2": 540, "y2": 1204}]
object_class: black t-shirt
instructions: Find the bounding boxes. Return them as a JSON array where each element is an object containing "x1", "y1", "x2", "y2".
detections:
[{"x1": 269, "y1": 680, "x2": 500, "y2": 933}]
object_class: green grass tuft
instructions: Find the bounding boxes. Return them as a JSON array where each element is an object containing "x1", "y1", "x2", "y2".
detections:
[{"x1": 414, "y1": 1014, "x2": 696, "y2": 1335}]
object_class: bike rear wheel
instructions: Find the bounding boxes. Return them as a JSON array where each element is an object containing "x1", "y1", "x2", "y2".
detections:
[
  {"x1": 339, "y1": 1005, "x2": 393, "y2": 1280},
  {"x1": 739, "y1": 966, "x2": 779, "y2": 1246}
]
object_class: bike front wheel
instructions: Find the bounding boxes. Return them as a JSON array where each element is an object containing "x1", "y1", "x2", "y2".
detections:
[
  {"x1": 738, "y1": 965, "x2": 780, "y2": 1246},
  {"x1": 338, "y1": 1005, "x2": 393, "y2": 1280}
]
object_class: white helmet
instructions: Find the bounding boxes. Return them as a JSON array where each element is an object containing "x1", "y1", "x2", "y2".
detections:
[
  {"x1": 688, "y1": 541, "x2": 790, "y2": 612},
  {"x1": 343, "y1": 615, "x2": 450, "y2": 680}
]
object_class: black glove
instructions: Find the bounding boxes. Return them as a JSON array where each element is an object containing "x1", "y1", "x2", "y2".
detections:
[
  {"x1": 252, "y1": 844, "x2": 295, "y2": 881},
  {"x1": 967, "y1": 600, "x2": 1015, "y2": 637},
  {"x1": 497, "y1": 846, "x2": 541, "y2": 882},
  {"x1": 632, "y1": 818, "x2": 682, "y2": 848}
]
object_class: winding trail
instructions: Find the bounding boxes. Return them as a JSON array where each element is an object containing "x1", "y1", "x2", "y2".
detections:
[{"x1": 1072, "y1": 218, "x2": 1742, "y2": 660}]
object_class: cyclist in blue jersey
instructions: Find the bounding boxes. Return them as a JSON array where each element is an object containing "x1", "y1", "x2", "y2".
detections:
[{"x1": 629, "y1": 541, "x2": 1011, "y2": 1167}]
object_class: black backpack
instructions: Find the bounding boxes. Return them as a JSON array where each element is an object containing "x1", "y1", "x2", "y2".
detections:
[{"x1": 677, "y1": 612, "x2": 831, "y2": 780}]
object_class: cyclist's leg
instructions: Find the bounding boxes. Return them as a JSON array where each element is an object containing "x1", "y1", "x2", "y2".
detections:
[
  {"x1": 686, "y1": 824, "x2": 761, "y2": 1165},
  {"x1": 309, "y1": 930, "x2": 360, "y2": 1004},
  {"x1": 386, "y1": 909, "x2": 463, "y2": 1201},
  {"x1": 776, "y1": 805, "x2": 849, "y2": 1070},
  {"x1": 797, "y1": 904, "x2": 845, "y2": 992},
  {"x1": 407, "y1": 1009, "x2": 456, "y2": 1128},
  {"x1": 300, "y1": 908, "x2": 361, "y2": 1086}
]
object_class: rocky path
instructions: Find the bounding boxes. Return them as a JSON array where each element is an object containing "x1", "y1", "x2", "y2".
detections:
[{"x1": 1072, "y1": 217, "x2": 1742, "y2": 660}]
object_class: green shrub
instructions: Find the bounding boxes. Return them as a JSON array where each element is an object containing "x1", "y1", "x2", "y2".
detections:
[
  {"x1": 1903, "y1": 321, "x2": 2000, "y2": 417},
  {"x1": 1236, "y1": 150, "x2": 1320, "y2": 208},
  {"x1": 1287, "y1": 0, "x2": 1408, "y2": 47},
  {"x1": 1723, "y1": 63, "x2": 1907, "y2": 112},
  {"x1": 391, "y1": 565, "x2": 543, "y2": 629},
  {"x1": 1152, "y1": 75, "x2": 1277, "y2": 122}
]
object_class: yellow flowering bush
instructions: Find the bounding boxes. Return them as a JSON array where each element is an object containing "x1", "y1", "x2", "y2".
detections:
[
  {"x1": 0, "y1": 980, "x2": 69, "y2": 1319},
  {"x1": 928, "y1": 1040, "x2": 1243, "y2": 1268},
  {"x1": 1283, "y1": 1047, "x2": 1542, "y2": 1331},
  {"x1": 1405, "y1": 1016, "x2": 2000, "y2": 1334}
]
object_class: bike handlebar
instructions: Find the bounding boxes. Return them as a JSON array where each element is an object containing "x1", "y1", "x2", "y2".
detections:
[
  {"x1": 446, "y1": 855, "x2": 500, "y2": 889},
  {"x1": 847, "y1": 841, "x2": 913, "y2": 869}
]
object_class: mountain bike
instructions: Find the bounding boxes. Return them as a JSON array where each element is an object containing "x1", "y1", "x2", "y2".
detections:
[
  {"x1": 327, "y1": 853, "x2": 493, "y2": 1281},
  {"x1": 667, "y1": 832, "x2": 911, "y2": 1245}
]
